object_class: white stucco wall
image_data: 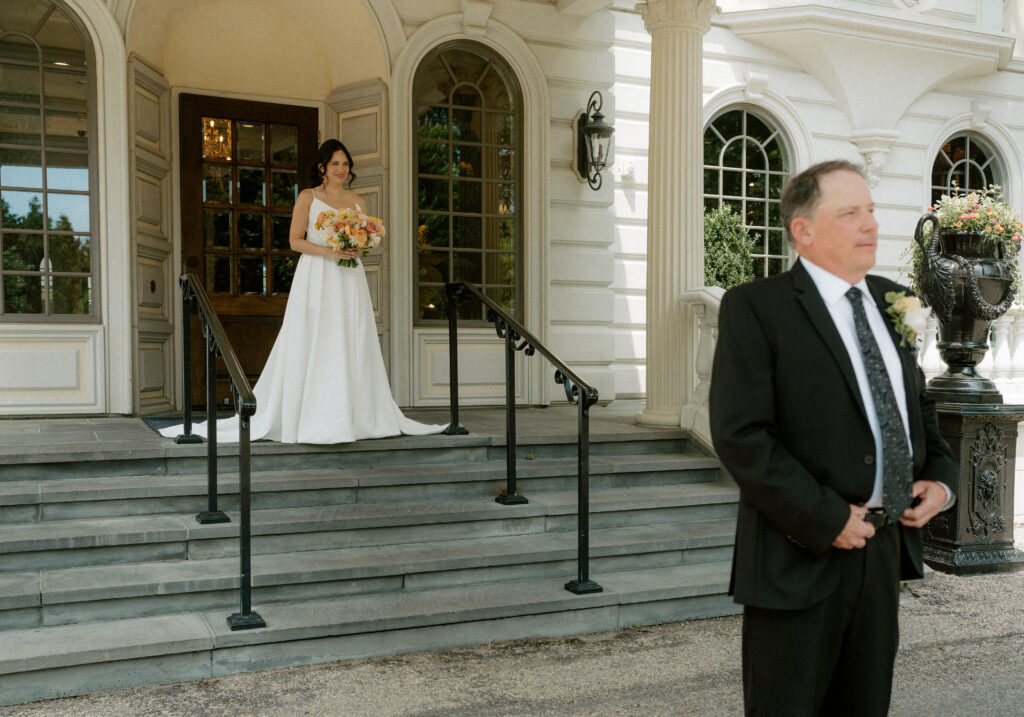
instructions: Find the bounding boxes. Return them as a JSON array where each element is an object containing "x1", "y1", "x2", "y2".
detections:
[
  {"x1": 610, "y1": 0, "x2": 1024, "y2": 518},
  {"x1": 389, "y1": 0, "x2": 619, "y2": 406}
]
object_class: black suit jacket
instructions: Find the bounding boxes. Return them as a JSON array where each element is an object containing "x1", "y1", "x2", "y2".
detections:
[{"x1": 709, "y1": 259, "x2": 958, "y2": 610}]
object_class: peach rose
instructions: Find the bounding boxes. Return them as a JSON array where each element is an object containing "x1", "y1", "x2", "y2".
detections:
[{"x1": 315, "y1": 211, "x2": 333, "y2": 229}]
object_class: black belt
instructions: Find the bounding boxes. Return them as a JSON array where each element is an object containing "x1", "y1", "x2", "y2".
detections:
[{"x1": 863, "y1": 508, "x2": 895, "y2": 529}]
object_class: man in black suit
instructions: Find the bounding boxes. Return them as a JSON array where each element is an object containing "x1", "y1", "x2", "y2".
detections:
[{"x1": 709, "y1": 160, "x2": 958, "y2": 716}]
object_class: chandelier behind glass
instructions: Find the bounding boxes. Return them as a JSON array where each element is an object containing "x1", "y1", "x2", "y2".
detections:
[{"x1": 202, "y1": 117, "x2": 232, "y2": 160}]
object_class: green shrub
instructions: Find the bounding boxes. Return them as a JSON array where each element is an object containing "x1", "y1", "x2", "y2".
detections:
[{"x1": 704, "y1": 207, "x2": 756, "y2": 289}]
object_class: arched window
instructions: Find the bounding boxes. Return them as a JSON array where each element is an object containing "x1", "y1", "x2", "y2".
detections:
[
  {"x1": 703, "y1": 108, "x2": 790, "y2": 278},
  {"x1": 413, "y1": 42, "x2": 523, "y2": 324},
  {"x1": 0, "y1": 1, "x2": 95, "y2": 319},
  {"x1": 931, "y1": 134, "x2": 1003, "y2": 205}
]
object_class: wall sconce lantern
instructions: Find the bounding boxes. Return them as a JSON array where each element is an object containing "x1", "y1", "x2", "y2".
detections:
[{"x1": 573, "y1": 91, "x2": 615, "y2": 190}]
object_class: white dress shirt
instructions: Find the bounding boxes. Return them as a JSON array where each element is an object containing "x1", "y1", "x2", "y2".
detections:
[{"x1": 800, "y1": 258, "x2": 912, "y2": 509}]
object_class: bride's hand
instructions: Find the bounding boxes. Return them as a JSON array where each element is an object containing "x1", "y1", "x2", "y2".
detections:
[{"x1": 331, "y1": 246, "x2": 361, "y2": 260}]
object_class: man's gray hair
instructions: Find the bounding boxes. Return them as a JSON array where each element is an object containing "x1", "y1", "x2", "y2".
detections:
[{"x1": 779, "y1": 160, "x2": 866, "y2": 245}]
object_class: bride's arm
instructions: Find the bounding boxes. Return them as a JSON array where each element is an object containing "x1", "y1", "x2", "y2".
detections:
[{"x1": 288, "y1": 189, "x2": 350, "y2": 258}]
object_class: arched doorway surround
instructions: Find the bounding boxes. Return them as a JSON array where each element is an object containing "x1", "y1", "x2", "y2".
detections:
[
  {"x1": 389, "y1": 16, "x2": 549, "y2": 406},
  {"x1": 0, "y1": 0, "x2": 132, "y2": 414}
]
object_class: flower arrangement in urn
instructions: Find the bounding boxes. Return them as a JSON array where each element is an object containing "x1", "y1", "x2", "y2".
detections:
[
  {"x1": 911, "y1": 185, "x2": 1021, "y2": 402},
  {"x1": 911, "y1": 185, "x2": 1021, "y2": 297}
]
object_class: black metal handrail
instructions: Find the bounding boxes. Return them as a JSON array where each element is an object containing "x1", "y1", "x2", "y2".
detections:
[
  {"x1": 445, "y1": 282, "x2": 603, "y2": 595},
  {"x1": 173, "y1": 273, "x2": 265, "y2": 630}
]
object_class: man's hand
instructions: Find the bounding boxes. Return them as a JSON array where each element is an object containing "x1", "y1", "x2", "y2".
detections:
[
  {"x1": 898, "y1": 480, "x2": 947, "y2": 528},
  {"x1": 832, "y1": 503, "x2": 875, "y2": 549}
]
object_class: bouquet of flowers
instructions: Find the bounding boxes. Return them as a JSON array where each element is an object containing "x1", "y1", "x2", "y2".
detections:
[{"x1": 314, "y1": 205, "x2": 386, "y2": 268}]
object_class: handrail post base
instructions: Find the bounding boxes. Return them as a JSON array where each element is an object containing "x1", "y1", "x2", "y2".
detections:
[
  {"x1": 564, "y1": 579, "x2": 603, "y2": 595},
  {"x1": 495, "y1": 493, "x2": 528, "y2": 505},
  {"x1": 174, "y1": 434, "x2": 204, "y2": 445},
  {"x1": 227, "y1": 612, "x2": 266, "y2": 631},
  {"x1": 443, "y1": 423, "x2": 469, "y2": 435},
  {"x1": 196, "y1": 511, "x2": 230, "y2": 524}
]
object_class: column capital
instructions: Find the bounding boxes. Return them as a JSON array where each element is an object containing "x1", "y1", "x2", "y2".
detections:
[{"x1": 637, "y1": 0, "x2": 720, "y2": 35}]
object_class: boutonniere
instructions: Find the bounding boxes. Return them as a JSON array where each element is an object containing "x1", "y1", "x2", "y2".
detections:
[{"x1": 884, "y1": 291, "x2": 929, "y2": 348}]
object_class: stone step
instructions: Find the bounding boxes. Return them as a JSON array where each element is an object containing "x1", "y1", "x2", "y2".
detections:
[
  {"x1": 0, "y1": 420, "x2": 692, "y2": 482},
  {"x1": 0, "y1": 561, "x2": 738, "y2": 707},
  {"x1": 0, "y1": 483, "x2": 739, "y2": 572},
  {"x1": 0, "y1": 451, "x2": 720, "y2": 523},
  {"x1": 486, "y1": 435, "x2": 688, "y2": 460},
  {"x1": 0, "y1": 432, "x2": 493, "y2": 482},
  {"x1": 0, "y1": 520, "x2": 736, "y2": 630}
]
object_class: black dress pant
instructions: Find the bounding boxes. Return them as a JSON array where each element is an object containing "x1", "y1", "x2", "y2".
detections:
[{"x1": 741, "y1": 522, "x2": 901, "y2": 717}]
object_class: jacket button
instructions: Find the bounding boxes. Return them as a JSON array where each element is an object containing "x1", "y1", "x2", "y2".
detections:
[{"x1": 864, "y1": 455, "x2": 874, "y2": 465}]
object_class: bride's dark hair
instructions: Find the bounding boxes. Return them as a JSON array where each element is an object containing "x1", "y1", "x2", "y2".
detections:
[{"x1": 309, "y1": 139, "x2": 357, "y2": 187}]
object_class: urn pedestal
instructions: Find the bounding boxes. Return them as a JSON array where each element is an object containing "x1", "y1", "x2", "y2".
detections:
[{"x1": 922, "y1": 403, "x2": 1024, "y2": 575}]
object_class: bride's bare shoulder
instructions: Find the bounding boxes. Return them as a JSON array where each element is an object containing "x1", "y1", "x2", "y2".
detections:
[
  {"x1": 295, "y1": 187, "x2": 316, "y2": 207},
  {"x1": 345, "y1": 190, "x2": 367, "y2": 211}
]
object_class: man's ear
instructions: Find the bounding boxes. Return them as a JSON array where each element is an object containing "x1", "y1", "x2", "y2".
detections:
[{"x1": 790, "y1": 216, "x2": 812, "y2": 247}]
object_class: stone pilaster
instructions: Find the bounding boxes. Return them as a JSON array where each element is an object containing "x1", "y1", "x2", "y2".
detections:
[{"x1": 636, "y1": 0, "x2": 719, "y2": 427}]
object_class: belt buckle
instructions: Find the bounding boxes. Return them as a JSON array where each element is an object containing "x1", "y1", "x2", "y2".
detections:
[{"x1": 864, "y1": 509, "x2": 892, "y2": 529}]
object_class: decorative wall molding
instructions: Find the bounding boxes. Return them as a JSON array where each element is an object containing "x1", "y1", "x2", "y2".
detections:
[
  {"x1": 702, "y1": 85, "x2": 812, "y2": 172},
  {"x1": 742, "y1": 70, "x2": 768, "y2": 101},
  {"x1": 461, "y1": 0, "x2": 493, "y2": 36},
  {"x1": 329, "y1": 79, "x2": 391, "y2": 372},
  {"x1": 971, "y1": 101, "x2": 993, "y2": 130},
  {"x1": 850, "y1": 129, "x2": 901, "y2": 187},
  {"x1": 129, "y1": 54, "x2": 175, "y2": 414},
  {"x1": 0, "y1": 327, "x2": 104, "y2": 411},
  {"x1": 414, "y1": 329, "x2": 528, "y2": 405}
]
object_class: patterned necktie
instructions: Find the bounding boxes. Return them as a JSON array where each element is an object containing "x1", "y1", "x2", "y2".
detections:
[{"x1": 845, "y1": 288, "x2": 913, "y2": 520}]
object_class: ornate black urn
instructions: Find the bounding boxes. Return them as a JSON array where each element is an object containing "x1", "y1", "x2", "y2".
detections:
[{"x1": 913, "y1": 212, "x2": 1016, "y2": 403}]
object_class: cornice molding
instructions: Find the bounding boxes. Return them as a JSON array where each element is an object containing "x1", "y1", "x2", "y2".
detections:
[
  {"x1": 717, "y1": 4, "x2": 1015, "y2": 134},
  {"x1": 719, "y1": 5, "x2": 1014, "y2": 68}
]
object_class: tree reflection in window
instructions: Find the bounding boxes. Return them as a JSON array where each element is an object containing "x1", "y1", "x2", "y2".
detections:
[
  {"x1": 703, "y1": 108, "x2": 790, "y2": 278},
  {"x1": 414, "y1": 43, "x2": 522, "y2": 324},
  {"x1": 0, "y1": 2, "x2": 94, "y2": 318}
]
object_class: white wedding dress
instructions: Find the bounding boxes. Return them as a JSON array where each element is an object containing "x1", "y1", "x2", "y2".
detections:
[{"x1": 161, "y1": 196, "x2": 446, "y2": 444}]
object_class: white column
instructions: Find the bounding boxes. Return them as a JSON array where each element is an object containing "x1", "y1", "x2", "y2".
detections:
[{"x1": 636, "y1": 0, "x2": 718, "y2": 427}]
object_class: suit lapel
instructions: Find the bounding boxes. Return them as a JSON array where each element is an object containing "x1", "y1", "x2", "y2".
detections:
[{"x1": 791, "y1": 260, "x2": 868, "y2": 421}]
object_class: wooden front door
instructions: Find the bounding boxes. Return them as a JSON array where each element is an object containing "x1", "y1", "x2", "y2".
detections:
[{"x1": 179, "y1": 94, "x2": 318, "y2": 408}]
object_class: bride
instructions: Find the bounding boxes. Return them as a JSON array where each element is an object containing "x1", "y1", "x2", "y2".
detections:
[{"x1": 163, "y1": 139, "x2": 446, "y2": 444}]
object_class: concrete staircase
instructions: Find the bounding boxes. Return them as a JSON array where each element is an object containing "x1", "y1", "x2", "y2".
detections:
[{"x1": 0, "y1": 409, "x2": 739, "y2": 706}]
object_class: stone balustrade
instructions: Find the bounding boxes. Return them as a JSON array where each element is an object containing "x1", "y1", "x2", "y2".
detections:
[{"x1": 679, "y1": 286, "x2": 725, "y2": 450}]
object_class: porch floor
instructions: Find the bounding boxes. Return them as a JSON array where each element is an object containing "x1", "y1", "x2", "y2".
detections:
[{"x1": 0, "y1": 400, "x2": 663, "y2": 467}]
